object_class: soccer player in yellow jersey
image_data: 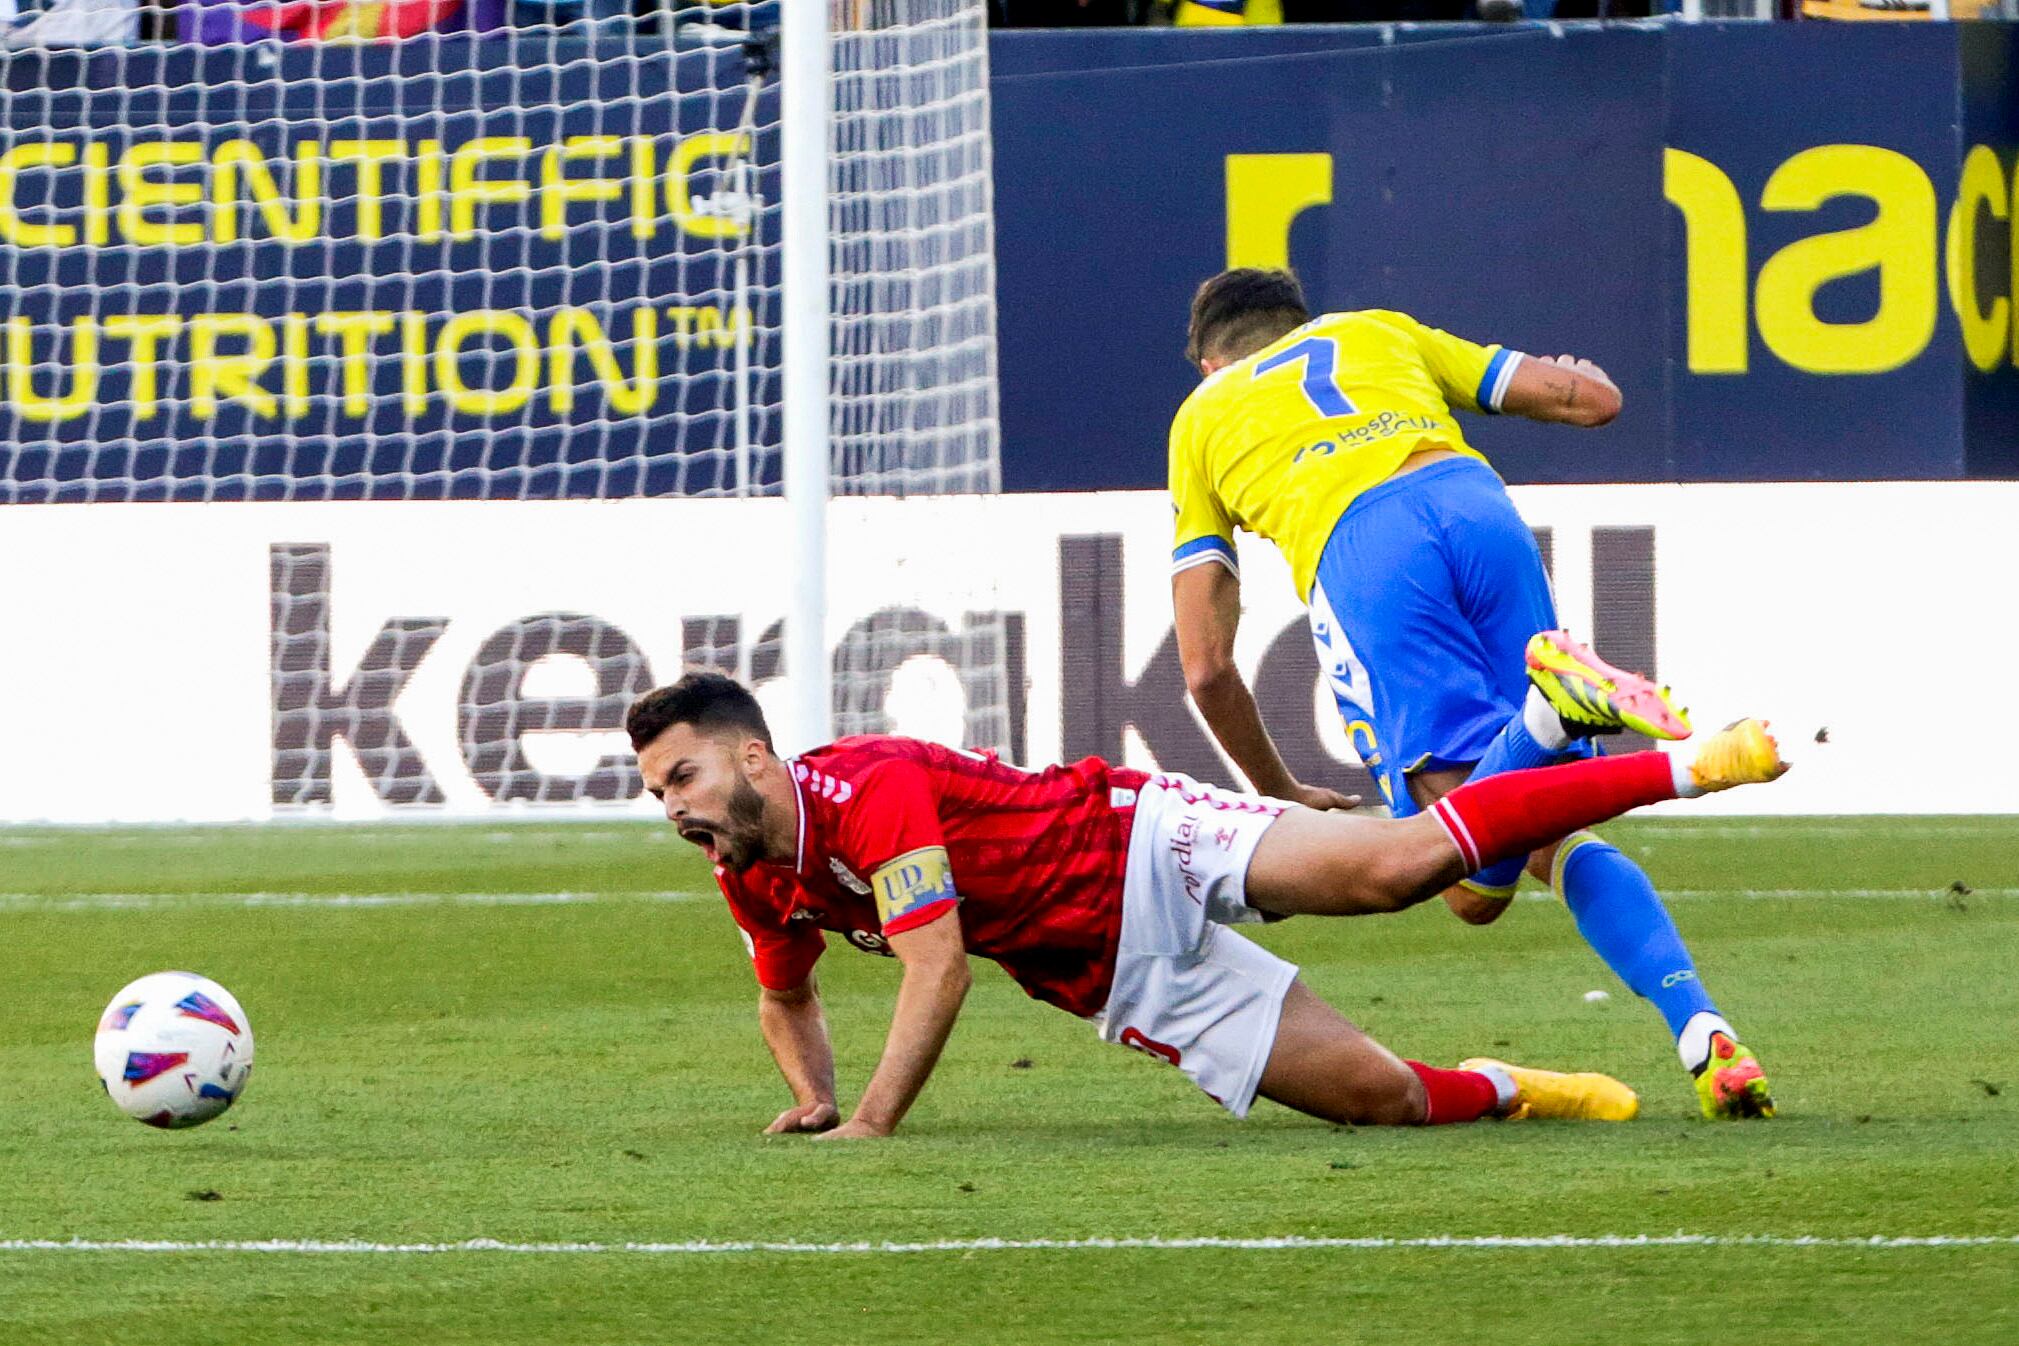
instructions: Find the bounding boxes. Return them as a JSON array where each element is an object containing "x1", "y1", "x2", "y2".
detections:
[{"x1": 1167, "y1": 268, "x2": 1774, "y2": 1120}]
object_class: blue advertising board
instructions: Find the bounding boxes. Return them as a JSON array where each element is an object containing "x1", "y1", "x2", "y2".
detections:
[
  {"x1": 1661, "y1": 23, "x2": 1966, "y2": 482},
  {"x1": 0, "y1": 40, "x2": 776, "y2": 501},
  {"x1": 992, "y1": 22, "x2": 2019, "y2": 490},
  {"x1": 0, "y1": 24, "x2": 2011, "y2": 502},
  {"x1": 991, "y1": 23, "x2": 1666, "y2": 489}
]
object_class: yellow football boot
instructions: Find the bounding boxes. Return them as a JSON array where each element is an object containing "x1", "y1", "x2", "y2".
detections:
[
  {"x1": 1686, "y1": 719, "x2": 1790, "y2": 795},
  {"x1": 1460, "y1": 1058, "x2": 1641, "y2": 1122}
]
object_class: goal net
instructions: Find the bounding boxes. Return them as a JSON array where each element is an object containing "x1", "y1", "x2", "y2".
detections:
[{"x1": 0, "y1": 1, "x2": 1006, "y2": 820}]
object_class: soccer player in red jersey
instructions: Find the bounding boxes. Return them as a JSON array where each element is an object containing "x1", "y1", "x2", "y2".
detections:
[{"x1": 629, "y1": 672, "x2": 1787, "y2": 1139}]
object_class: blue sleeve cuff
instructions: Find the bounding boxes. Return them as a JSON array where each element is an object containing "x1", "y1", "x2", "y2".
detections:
[
  {"x1": 1475, "y1": 349, "x2": 1523, "y2": 413},
  {"x1": 1172, "y1": 536, "x2": 1238, "y2": 575}
]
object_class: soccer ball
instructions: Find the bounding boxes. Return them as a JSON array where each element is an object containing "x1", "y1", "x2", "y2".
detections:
[{"x1": 93, "y1": 972, "x2": 255, "y2": 1129}]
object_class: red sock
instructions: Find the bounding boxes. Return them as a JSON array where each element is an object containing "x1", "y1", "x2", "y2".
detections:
[
  {"x1": 1406, "y1": 1061, "x2": 1501, "y2": 1125},
  {"x1": 1430, "y1": 752, "x2": 1677, "y2": 872}
]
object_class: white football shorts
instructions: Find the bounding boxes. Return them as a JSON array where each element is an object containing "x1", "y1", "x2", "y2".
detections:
[{"x1": 1091, "y1": 771, "x2": 1298, "y2": 1118}]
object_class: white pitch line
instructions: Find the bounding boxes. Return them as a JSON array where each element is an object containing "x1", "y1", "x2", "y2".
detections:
[
  {"x1": 1, "y1": 1234, "x2": 2015, "y2": 1257},
  {"x1": 0, "y1": 890, "x2": 707, "y2": 912},
  {"x1": 1515, "y1": 887, "x2": 2017, "y2": 902},
  {"x1": 3, "y1": 888, "x2": 2008, "y2": 915},
  {"x1": 1626, "y1": 822, "x2": 2017, "y2": 839},
  {"x1": 0, "y1": 827, "x2": 671, "y2": 848}
]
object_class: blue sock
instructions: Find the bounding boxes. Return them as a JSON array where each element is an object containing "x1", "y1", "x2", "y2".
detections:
[
  {"x1": 1454, "y1": 702, "x2": 1580, "y2": 893},
  {"x1": 1556, "y1": 835, "x2": 1718, "y2": 1039},
  {"x1": 1470, "y1": 704, "x2": 1569, "y2": 777}
]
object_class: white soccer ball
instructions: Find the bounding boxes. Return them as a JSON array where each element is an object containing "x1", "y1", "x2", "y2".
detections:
[{"x1": 93, "y1": 972, "x2": 255, "y2": 1129}]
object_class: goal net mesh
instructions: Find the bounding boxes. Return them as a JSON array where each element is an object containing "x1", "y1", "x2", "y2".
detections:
[{"x1": 0, "y1": 0, "x2": 1006, "y2": 816}]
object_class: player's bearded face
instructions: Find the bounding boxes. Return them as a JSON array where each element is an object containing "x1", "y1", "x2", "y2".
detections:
[
  {"x1": 670, "y1": 740, "x2": 771, "y2": 873},
  {"x1": 696, "y1": 773, "x2": 768, "y2": 873}
]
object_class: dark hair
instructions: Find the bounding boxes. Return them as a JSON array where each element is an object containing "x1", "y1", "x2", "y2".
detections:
[
  {"x1": 1185, "y1": 268, "x2": 1312, "y2": 367},
  {"x1": 625, "y1": 671, "x2": 774, "y2": 752}
]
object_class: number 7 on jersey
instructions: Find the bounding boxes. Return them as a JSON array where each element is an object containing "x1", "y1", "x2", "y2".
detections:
[{"x1": 1253, "y1": 336, "x2": 1358, "y2": 418}]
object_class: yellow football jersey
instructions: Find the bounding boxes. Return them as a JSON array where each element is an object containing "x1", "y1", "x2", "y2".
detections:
[{"x1": 1168, "y1": 309, "x2": 1522, "y2": 600}]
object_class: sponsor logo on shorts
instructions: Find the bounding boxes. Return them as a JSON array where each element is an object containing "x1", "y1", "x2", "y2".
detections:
[{"x1": 1170, "y1": 816, "x2": 1205, "y2": 905}]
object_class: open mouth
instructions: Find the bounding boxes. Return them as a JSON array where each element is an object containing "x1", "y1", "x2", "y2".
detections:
[{"x1": 678, "y1": 826, "x2": 718, "y2": 861}]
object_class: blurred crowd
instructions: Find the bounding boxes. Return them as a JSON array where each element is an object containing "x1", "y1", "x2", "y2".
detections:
[
  {"x1": 2, "y1": 0, "x2": 656, "y2": 47},
  {"x1": 2, "y1": 0, "x2": 687, "y2": 45},
  {"x1": 990, "y1": 0, "x2": 1658, "y2": 18},
  {"x1": 0, "y1": 0, "x2": 1964, "y2": 55}
]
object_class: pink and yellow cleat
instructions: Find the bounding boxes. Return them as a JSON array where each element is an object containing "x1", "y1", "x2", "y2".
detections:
[
  {"x1": 1525, "y1": 630, "x2": 1693, "y2": 742},
  {"x1": 1694, "y1": 1032, "x2": 1776, "y2": 1120}
]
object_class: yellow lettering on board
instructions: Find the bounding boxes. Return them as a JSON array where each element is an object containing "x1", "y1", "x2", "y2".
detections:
[
  {"x1": 101, "y1": 314, "x2": 182, "y2": 420},
  {"x1": 1664, "y1": 148, "x2": 1749, "y2": 374},
  {"x1": 1755, "y1": 145, "x2": 1936, "y2": 376},
  {"x1": 118, "y1": 142, "x2": 206, "y2": 247},
  {"x1": 190, "y1": 314, "x2": 277, "y2": 418},
  {"x1": 435, "y1": 310, "x2": 539, "y2": 416},
  {"x1": 6, "y1": 317, "x2": 98, "y2": 423},
  {"x1": 316, "y1": 311, "x2": 397, "y2": 416},
  {"x1": 540, "y1": 136, "x2": 625, "y2": 240},
  {"x1": 449, "y1": 137, "x2": 532, "y2": 239},
  {"x1": 1224, "y1": 153, "x2": 1333, "y2": 272},
  {"x1": 0, "y1": 142, "x2": 77, "y2": 247},
  {"x1": 1945, "y1": 145, "x2": 2009, "y2": 374},
  {"x1": 547, "y1": 307, "x2": 658, "y2": 415},
  {"x1": 328, "y1": 140, "x2": 406, "y2": 241},
  {"x1": 210, "y1": 139, "x2": 323, "y2": 244}
]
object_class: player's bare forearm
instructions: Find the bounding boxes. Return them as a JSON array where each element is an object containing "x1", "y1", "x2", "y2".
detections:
[
  {"x1": 826, "y1": 912, "x2": 971, "y2": 1139},
  {"x1": 1189, "y1": 663, "x2": 1296, "y2": 798},
  {"x1": 758, "y1": 979, "x2": 838, "y2": 1129},
  {"x1": 1174, "y1": 562, "x2": 1292, "y2": 796},
  {"x1": 1499, "y1": 353, "x2": 1622, "y2": 428},
  {"x1": 1173, "y1": 563, "x2": 1357, "y2": 811}
]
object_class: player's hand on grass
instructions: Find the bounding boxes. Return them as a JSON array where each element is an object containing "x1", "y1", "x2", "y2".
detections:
[
  {"x1": 812, "y1": 1117, "x2": 892, "y2": 1141},
  {"x1": 1287, "y1": 782, "x2": 1361, "y2": 812},
  {"x1": 764, "y1": 1100, "x2": 841, "y2": 1134}
]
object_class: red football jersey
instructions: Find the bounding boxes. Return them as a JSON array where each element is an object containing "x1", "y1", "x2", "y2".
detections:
[{"x1": 713, "y1": 736, "x2": 1149, "y2": 1018}]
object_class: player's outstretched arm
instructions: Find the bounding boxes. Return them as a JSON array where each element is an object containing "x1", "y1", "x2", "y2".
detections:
[
  {"x1": 817, "y1": 909, "x2": 972, "y2": 1140},
  {"x1": 1174, "y1": 562, "x2": 1358, "y2": 811},
  {"x1": 1499, "y1": 353, "x2": 1622, "y2": 428},
  {"x1": 758, "y1": 977, "x2": 840, "y2": 1134}
]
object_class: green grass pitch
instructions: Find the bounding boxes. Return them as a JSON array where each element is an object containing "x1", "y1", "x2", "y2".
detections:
[{"x1": 2, "y1": 816, "x2": 2015, "y2": 1345}]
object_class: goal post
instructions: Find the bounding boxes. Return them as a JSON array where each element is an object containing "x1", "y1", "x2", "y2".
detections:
[
  {"x1": 823, "y1": 0, "x2": 1009, "y2": 759},
  {"x1": 781, "y1": 1, "x2": 833, "y2": 758}
]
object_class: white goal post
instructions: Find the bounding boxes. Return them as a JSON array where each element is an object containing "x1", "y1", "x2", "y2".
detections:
[{"x1": 781, "y1": 2, "x2": 833, "y2": 757}]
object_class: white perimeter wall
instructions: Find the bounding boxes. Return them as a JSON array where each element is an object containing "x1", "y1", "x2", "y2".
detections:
[{"x1": 1, "y1": 483, "x2": 2014, "y2": 823}]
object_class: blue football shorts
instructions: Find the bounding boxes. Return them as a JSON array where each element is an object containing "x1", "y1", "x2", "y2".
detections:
[{"x1": 1307, "y1": 456, "x2": 1590, "y2": 821}]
